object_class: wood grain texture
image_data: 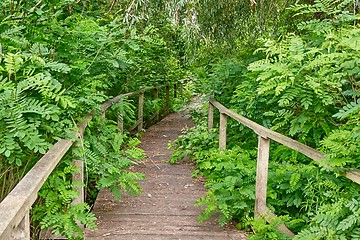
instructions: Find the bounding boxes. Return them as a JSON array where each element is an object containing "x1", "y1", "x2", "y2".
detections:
[
  {"x1": 0, "y1": 139, "x2": 72, "y2": 239},
  {"x1": 255, "y1": 136, "x2": 270, "y2": 218},
  {"x1": 219, "y1": 113, "x2": 227, "y2": 150},
  {"x1": 85, "y1": 113, "x2": 247, "y2": 240}
]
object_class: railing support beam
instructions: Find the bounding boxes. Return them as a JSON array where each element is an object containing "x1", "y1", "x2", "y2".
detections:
[
  {"x1": 11, "y1": 211, "x2": 30, "y2": 240},
  {"x1": 255, "y1": 136, "x2": 270, "y2": 218},
  {"x1": 219, "y1": 113, "x2": 227, "y2": 150},
  {"x1": 72, "y1": 141, "x2": 84, "y2": 206},
  {"x1": 117, "y1": 114, "x2": 124, "y2": 133}
]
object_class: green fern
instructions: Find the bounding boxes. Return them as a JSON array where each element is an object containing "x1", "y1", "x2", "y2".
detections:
[{"x1": 333, "y1": 99, "x2": 360, "y2": 119}]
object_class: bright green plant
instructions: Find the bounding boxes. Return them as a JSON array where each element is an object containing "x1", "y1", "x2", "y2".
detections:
[
  {"x1": 81, "y1": 117, "x2": 145, "y2": 200},
  {"x1": 247, "y1": 215, "x2": 292, "y2": 240},
  {"x1": 1, "y1": 0, "x2": 188, "y2": 238},
  {"x1": 195, "y1": 147, "x2": 257, "y2": 227},
  {"x1": 32, "y1": 160, "x2": 97, "y2": 239}
]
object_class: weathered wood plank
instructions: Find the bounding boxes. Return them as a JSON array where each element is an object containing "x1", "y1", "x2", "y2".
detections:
[
  {"x1": 255, "y1": 136, "x2": 270, "y2": 218},
  {"x1": 10, "y1": 211, "x2": 30, "y2": 240},
  {"x1": 219, "y1": 113, "x2": 227, "y2": 150},
  {"x1": 0, "y1": 139, "x2": 73, "y2": 239},
  {"x1": 72, "y1": 142, "x2": 84, "y2": 205},
  {"x1": 343, "y1": 170, "x2": 360, "y2": 185},
  {"x1": 86, "y1": 113, "x2": 247, "y2": 240},
  {"x1": 117, "y1": 114, "x2": 124, "y2": 133}
]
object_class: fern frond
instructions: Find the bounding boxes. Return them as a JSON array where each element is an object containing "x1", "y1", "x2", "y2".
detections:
[{"x1": 333, "y1": 99, "x2": 360, "y2": 119}]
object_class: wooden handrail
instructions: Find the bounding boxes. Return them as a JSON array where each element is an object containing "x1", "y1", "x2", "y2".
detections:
[
  {"x1": 0, "y1": 140, "x2": 73, "y2": 239},
  {"x1": 208, "y1": 96, "x2": 360, "y2": 238},
  {"x1": 210, "y1": 97, "x2": 325, "y2": 161},
  {"x1": 0, "y1": 84, "x2": 176, "y2": 239},
  {"x1": 209, "y1": 97, "x2": 360, "y2": 183}
]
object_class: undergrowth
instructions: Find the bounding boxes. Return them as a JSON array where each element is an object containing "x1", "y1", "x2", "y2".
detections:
[{"x1": 170, "y1": 1, "x2": 360, "y2": 238}]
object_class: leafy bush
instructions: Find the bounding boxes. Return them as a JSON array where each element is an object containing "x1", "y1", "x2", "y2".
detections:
[
  {"x1": 0, "y1": 0, "x2": 187, "y2": 238},
  {"x1": 171, "y1": 0, "x2": 360, "y2": 238}
]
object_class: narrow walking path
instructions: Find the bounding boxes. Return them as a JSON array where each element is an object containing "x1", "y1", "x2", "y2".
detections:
[{"x1": 86, "y1": 112, "x2": 247, "y2": 239}]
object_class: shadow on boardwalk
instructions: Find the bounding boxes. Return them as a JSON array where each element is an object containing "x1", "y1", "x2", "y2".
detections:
[{"x1": 85, "y1": 112, "x2": 248, "y2": 240}]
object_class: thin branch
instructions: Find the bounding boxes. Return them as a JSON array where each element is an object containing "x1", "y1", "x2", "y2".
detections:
[
  {"x1": 29, "y1": 0, "x2": 43, "y2": 14},
  {"x1": 106, "y1": 0, "x2": 117, "y2": 15}
]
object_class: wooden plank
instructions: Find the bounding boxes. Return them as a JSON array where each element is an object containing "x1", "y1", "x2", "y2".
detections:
[
  {"x1": 342, "y1": 170, "x2": 360, "y2": 185},
  {"x1": 219, "y1": 113, "x2": 227, "y2": 150},
  {"x1": 210, "y1": 97, "x2": 325, "y2": 161},
  {"x1": 117, "y1": 114, "x2": 124, "y2": 134},
  {"x1": 10, "y1": 211, "x2": 30, "y2": 240},
  {"x1": 0, "y1": 139, "x2": 73, "y2": 239},
  {"x1": 255, "y1": 136, "x2": 270, "y2": 218},
  {"x1": 72, "y1": 141, "x2": 84, "y2": 205},
  {"x1": 208, "y1": 102, "x2": 214, "y2": 130},
  {"x1": 138, "y1": 93, "x2": 144, "y2": 132}
]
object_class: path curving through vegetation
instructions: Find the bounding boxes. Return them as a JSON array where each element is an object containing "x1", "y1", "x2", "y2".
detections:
[{"x1": 85, "y1": 112, "x2": 247, "y2": 239}]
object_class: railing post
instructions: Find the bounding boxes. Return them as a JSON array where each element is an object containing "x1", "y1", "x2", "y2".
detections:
[
  {"x1": 72, "y1": 141, "x2": 84, "y2": 206},
  {"x1": 219, "y1": 113, "x2": 227, "y2": 149},
  {"x1": 208, "y1": 102, "x2": 214, "y2": 130},
  {"x1": 255, "y1": 135, "x2": 270, "y2": 219},
  {"x1": 117, "y1": 114, "x2": 124, "y2": 134},
  {"x1": 138, "y1": 92, "x2": 144, "y2": 132},
  {"x1": 11, "y1": 211, "x2": 30, "y2": 240},
  {"x1": 165, "y1": 85, "x2": 170, "y2": 115}
]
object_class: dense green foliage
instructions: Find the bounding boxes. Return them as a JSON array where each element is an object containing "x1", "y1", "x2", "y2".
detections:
[
  {"x1": 0, "y1": 0, "x2": 187, "y2": 238},
  {"x1": 2, "y1": 0, "x2": 360, "y2": 238},
  {"x1": 170, "y1": 0, "x2": 360, "y2": 238}
]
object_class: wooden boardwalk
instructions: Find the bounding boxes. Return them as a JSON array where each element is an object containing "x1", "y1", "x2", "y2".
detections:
[{"x1": 85, "y1": 112, "x2": 247, "y2": 240}]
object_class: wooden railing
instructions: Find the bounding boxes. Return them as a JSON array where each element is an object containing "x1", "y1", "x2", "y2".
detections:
[
  {"x1": 0, "y1": 84, "x2": 176, "y2": 239},
  {"x1": 208, "y1": 96, "x2": 360, "y2": 237}
]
